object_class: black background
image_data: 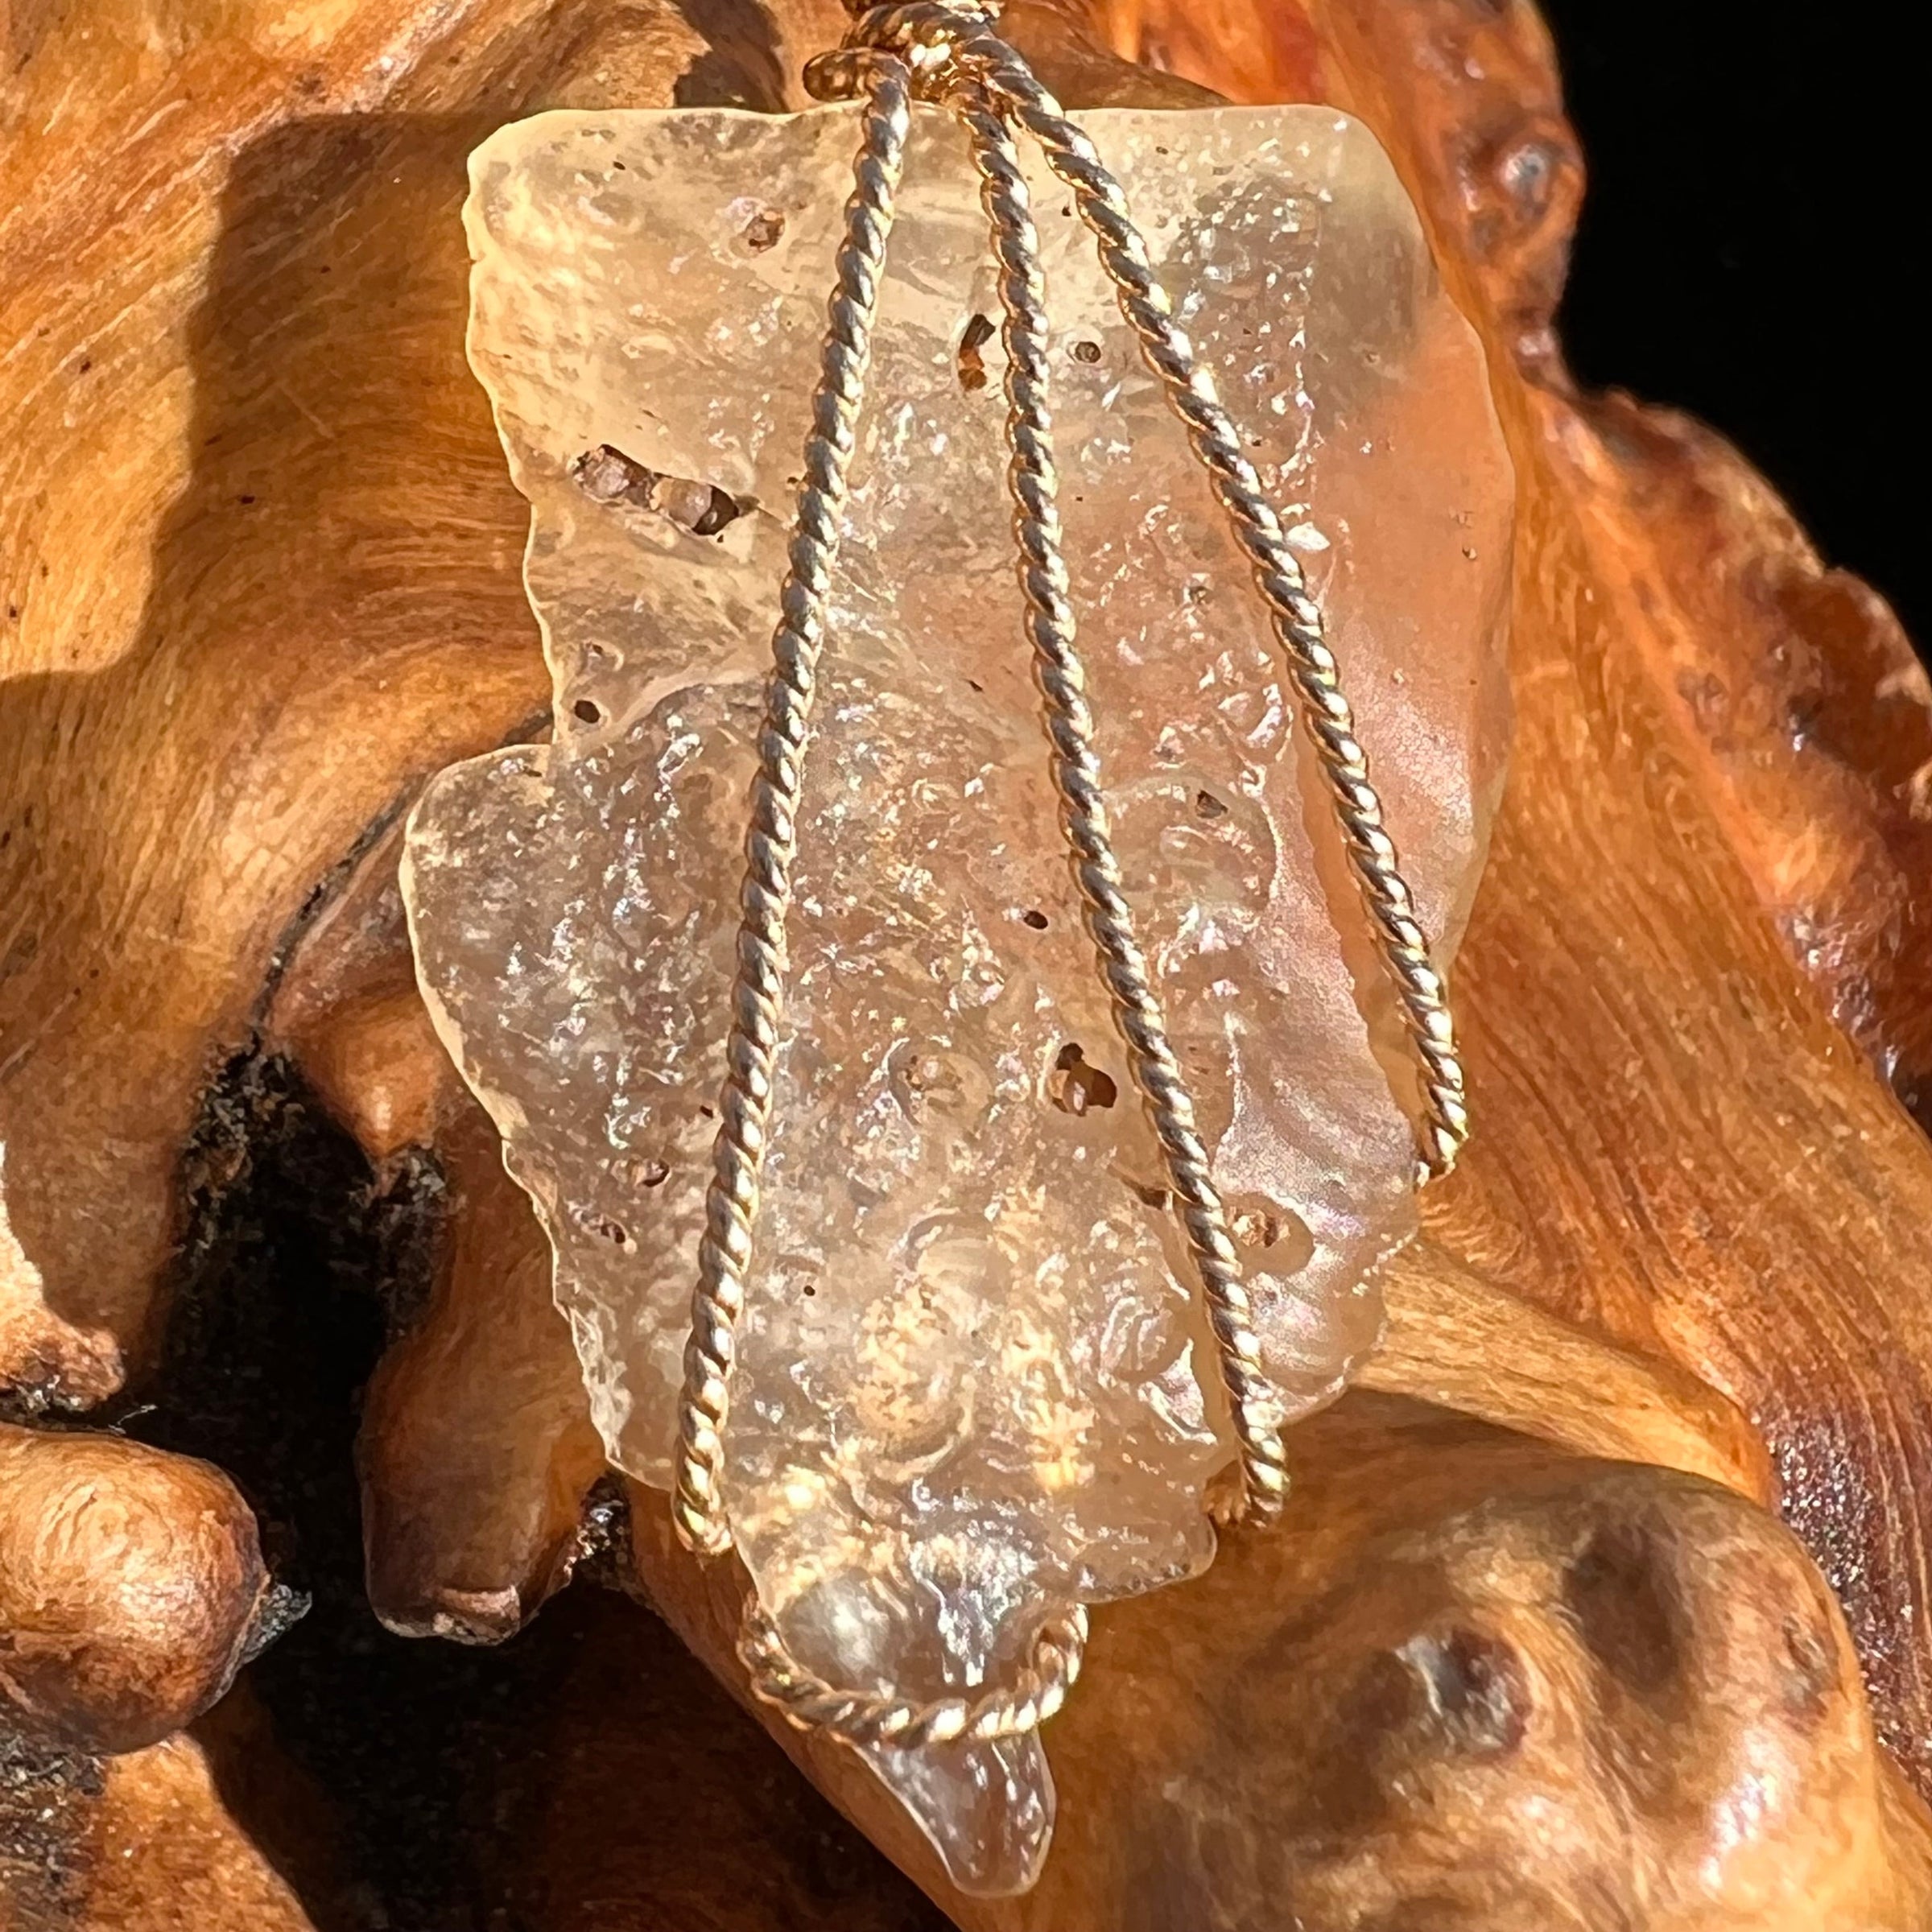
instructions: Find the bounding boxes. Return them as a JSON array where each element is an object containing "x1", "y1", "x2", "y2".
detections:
[{"x1": 1538, "y1": 3, "x2": 1922, "y2": 648}]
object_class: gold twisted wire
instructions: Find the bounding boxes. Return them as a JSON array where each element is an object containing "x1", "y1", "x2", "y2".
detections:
[
  {"x1": 741, "y1": 1600, "x2": 1089, "y2": 1746},
  {"x1": 678, "y1": 0, "x2": 1471, "y2": 1752},
  {"x1": 820, "y1": 1, "x2": 1471, "y2": 1179},
  {"x1": 673, "y1": 61, "x2": 913, "y2": 1558},
  {"x1": 958, "y1": 85, "x2": 1287, "y2": 1518}
]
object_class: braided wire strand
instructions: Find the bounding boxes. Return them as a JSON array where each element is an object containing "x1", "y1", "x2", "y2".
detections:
[
  {"x1": 673, "y1": 63, "x2": 914, "y2": 1558},
  {"x1": 737, "y1": 88, "x2": 1174, "y2": 1746},
  {"x1": 960, "y1": 91, "x2": 1287, "y2": 1517},
  {"x1": 742, "y1": 1602, "x2": 1089, "y2": 1747},
  {"x1": 701, "y1": 0, "x2": 1474, "y2": 1752},
  {"x1": 824, "y1": 4, "x2": 1469, "y2": 1178}
]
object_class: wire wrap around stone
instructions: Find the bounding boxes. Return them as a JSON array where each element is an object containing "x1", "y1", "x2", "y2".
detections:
[{"x1": 673, "y1": 0, "x2": 1468, "y2": 1752}]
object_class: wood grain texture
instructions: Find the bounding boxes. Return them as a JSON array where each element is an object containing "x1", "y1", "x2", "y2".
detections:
[
  {"x1": 6, "y1": 0, "x2": 1932, "y2": 1923},
  {"x1": 1367, "y1": 1238, "x2": 1775, "y2": 1503},
  {"x1": 0, "y1": 1729, "x2": 320, "y2": 1932},
  {"x1": 1150, "y1": 0, "x2": 1932, "y2": 1788},
  {"x1": 0, "y1": 1425, "x2": 275, "y2": 1755},
  {"x1": 630, "y1": 1394, "x2": 1932, "y2": 1930}
]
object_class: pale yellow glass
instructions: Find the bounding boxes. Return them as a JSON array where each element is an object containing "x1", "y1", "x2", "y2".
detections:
[{"x1": 403, "y1": 100, "x2": 1513, "y2": 1893}]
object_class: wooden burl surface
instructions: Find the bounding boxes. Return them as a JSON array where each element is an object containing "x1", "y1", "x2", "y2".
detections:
[{"x1": 6, "y1": 0, "x2": 1932, "y2": 1926}]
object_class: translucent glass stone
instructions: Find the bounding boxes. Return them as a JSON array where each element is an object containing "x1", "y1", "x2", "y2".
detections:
[{"x1": 403, "y1": 100, "x2": 1512, "y2": 1893}]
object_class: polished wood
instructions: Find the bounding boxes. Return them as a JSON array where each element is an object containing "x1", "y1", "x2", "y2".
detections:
[{"x1": 6, "y1": 0, "x2": 1932, "y2": 1923}]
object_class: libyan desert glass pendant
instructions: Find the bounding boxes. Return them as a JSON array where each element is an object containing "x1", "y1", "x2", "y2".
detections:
[{"x1": 402, "y1": 88, "x2": 1512, "y2": 1895}]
